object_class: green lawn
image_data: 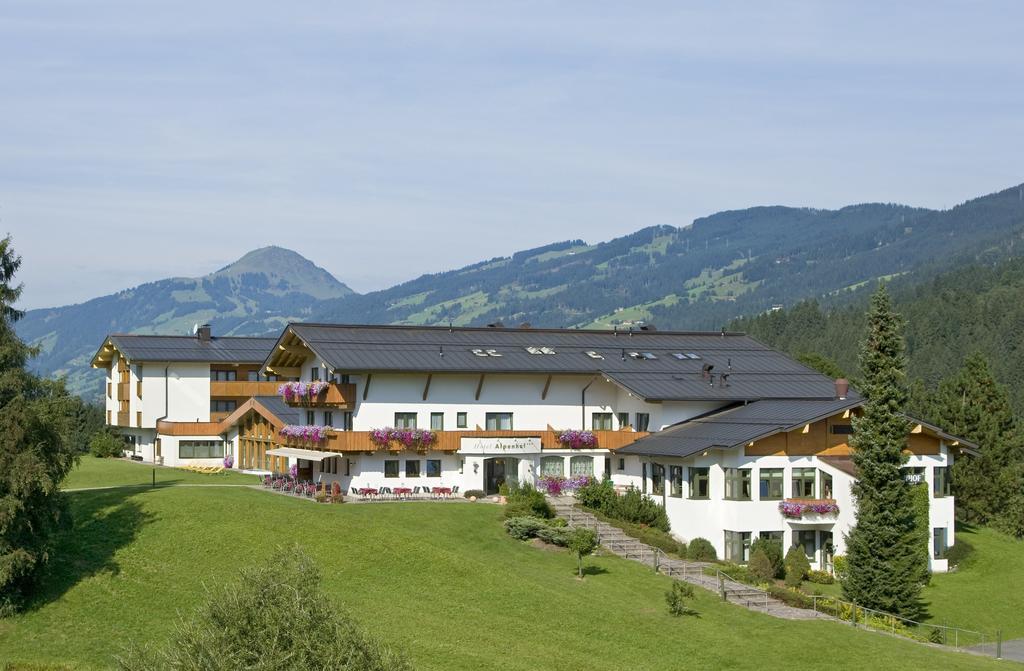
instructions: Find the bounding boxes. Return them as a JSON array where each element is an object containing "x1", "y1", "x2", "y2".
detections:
[
  {"x1": 924, "y1": 525, "x2": 1024, "y2": 638},
  {"x1": 62, "y1": 456, "x2": 259, "y2": 489},
  {"x1": 0, "y1": 460, "x2": 1011, "y2": 670}
]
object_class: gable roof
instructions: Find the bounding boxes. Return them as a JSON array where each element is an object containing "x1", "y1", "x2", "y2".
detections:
[
  {"x1": 265, "y1": 323, "x2": 842, "y2": 402},
  {"x1": 92, "y1": 334, "x2": 277, "y2": 367}
]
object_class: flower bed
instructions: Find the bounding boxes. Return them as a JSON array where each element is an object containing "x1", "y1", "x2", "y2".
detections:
[
  {"x1": 368, "y1": 427, "x2": 437, "y2": 450},
  {"x1": 537, "y1": 475, "x2": 593, "y2": 496},
  {"x1": 278, "y1": 381, "x2": 331, "y2": 403},
  {"x1": 279, "y1": 425, "x2": 331, "y2": 442},
  {"x1": 555, "y1": 429, "x2": 597, "y2": 449},
  {"x1": 779, "y1": 499, "x2": 840, "y2": 518}
]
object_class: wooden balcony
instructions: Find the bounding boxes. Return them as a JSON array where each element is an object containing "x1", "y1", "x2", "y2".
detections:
[
  {"x1": 283, "y1": 429, "x2": 650, "y2": 454},
  {"x1": 156, "y1": 419, "x2": 225, "y2": 436},
  {"x1": 209, "y1": 380, "x2": 283, "y2": 398},
  {"x1": 116, "y1": 411, "x2": 130, "y2": 427},
  {"x1": 281, "y1": 382, "x2": 356, "y2": 409},
  {"x1": 117, "y1": 382, "x2": 130, "y2": 400}
]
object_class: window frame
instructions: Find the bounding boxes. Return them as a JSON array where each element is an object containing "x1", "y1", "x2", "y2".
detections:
[
  {"x1": 384, "y1": 460, "x2": 400, "y2": 478},
  {"x1": 569, "y1": 455, "x2": 594, "y2": 477},
  {"x1": 394, "y1": 412, "x2": 417, "y2": 429},
  {"x1": 724, "y1": 467, "x2": 752, "y2": 501},
  {"x1": 430, "y1": 412, "x2": 444, "y2": 431},
  {"x1": 485, "y1": 412, "x2": 513, "y2": 431},
  {"x1": 791, "y1": 467, "x2": 817, "y2": 498},
  {"x1": 426, "y1": 459, "x2": 442, "y2": 478},
  {"x1": 405, "y1": 459, "x2": 421, "y2": 478},
  {"x1": 759, "y1": 468, "x2": 784, "y2": 500},
  {"x1": 651, "y1": 463, "x2": 665, "y2": 496},
  {"x1": 669, "y1": 465, "x2": 683, "y2": 498},
  {"x1": 541, "y1": 456, "x2": 564, "y2": 477},
  {"x1": 688, "y1": 466, "x2": 710, "y2": 500},
  {"x1": 933, "y1": 466, "x2": 952, "y2": 498},
  {"x1": 724, "y1": 530, "x2": 752, "y2": 563},
  {"x1": 592, "y1": 412, "x2": 613, "y2": 431},
  {"x1": 456, "y1": 412, "x2": 468, "y2": 429},
  {"x1": 635, "y1": 413, "x2": 651, "y2": 432}
]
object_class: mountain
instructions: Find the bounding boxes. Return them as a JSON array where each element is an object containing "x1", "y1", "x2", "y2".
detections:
[
  {"x1": 731, "y1": 255, "x2": 1024, "y2": 415},
  {"x1": 17, "y1": 246, "x2": 353, "y2": 397},
  {"x1": 18, "y1": 182, "x2": 1024, "y2": 402}
]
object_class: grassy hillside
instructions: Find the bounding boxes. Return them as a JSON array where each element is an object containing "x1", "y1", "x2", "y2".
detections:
[{"x1": 0, "y1": 459, "x2": 1008, "y2": 670}]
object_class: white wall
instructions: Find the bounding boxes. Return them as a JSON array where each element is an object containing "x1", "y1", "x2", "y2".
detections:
[{"x1": 141, "y1": 362, "x2": 212, "y2": 426}]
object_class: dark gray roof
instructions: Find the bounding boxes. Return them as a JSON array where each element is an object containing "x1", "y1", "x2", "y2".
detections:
[
  {"x1": 251, "y1": 396, "x2": 303, "y2": 425},
  {"x1": 279, "y1": 323, "x2": 841, "y2": 402},
  {"x1": 617, "y1": 397, "x2": 863, "y2": 458},
  {"x1": 98, "y1": 334, "x2": 277, "y2": 364}
]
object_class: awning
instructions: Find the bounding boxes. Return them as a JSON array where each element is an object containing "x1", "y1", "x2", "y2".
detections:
[{"x1": 266, "y1": 447, "x2": 338, "y2": 461}]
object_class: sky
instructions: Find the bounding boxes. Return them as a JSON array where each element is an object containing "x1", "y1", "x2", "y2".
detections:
[{"x1": 2, "y1": 2, "x2": 1023, "y2": 309}]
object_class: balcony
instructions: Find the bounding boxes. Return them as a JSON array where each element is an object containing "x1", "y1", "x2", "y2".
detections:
[
  {"x1": 209, "y1": 380, "x2": 283, "y2": 398},
  {"x1": 281, "y1": 428, "x2": 650, "y2": 454},
  {"x1": 156, "y1": 419, "x2": 225, "y2": 436},
  {"x1": 117, "y1": 382, "x2": 130, "y2": 400},
  {"x1": 279, "y1": 382, "x2": 356, "y2": 408},
  {"x1": 779, "y1": 498, "x2": 839, "y2": 523},
  {"x1": 116, "y1": 411, "x2": 130, "y2": 427}
]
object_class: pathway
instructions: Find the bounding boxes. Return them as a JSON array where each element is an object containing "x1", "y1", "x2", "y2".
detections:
[
  {"x1": 967, "y1": 639, "x2": 1024, "y2": 663},
  {"x1": 549, "y1": 499, "x2": 823, "y2": 621}
]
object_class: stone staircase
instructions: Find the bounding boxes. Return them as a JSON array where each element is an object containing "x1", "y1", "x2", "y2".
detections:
[{"x1": 550, "y1": 499, "x2": 823, "y2": 620}]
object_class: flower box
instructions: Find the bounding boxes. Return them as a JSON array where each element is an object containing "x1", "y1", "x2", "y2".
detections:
[
  {"x1": 368, "y1": 427, "x2": 438, "y2": 451},
  {"x1": 555, "y1": 429, "x2": 597, "y2": 449},
  {"x1": 278, "y1": 381, "x2": 331, "y2": 404},
  {"x1": 779, "y1": 499, "x2": 840, "y2": 519},
  {"x1": 279, "y1": 425, "x2": 331, "y2": 443}
]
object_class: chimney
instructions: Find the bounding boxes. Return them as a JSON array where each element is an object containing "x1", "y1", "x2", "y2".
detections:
[
  {"x1": 835, "y1": 378, "x2": 849, "y2": 400},
  {"x1": 197, "y1": 324, "x2": 212, "y2": 342}
]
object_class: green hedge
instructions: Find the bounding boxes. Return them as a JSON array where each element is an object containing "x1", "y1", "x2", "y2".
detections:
[{"x1": 575, "y1": 479, "x2": 670, "y2": 532}]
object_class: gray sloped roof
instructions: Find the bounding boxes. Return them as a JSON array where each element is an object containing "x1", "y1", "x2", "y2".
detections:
[
  {"x1": 251, "y1": 396, "x2": 303, "y2": 425},
  {"x1": 280, "y1": 323, "x2": 840, "y2": 402},
  {"x1": 617, "y1": 397, "x2": 863, "y2": 458},
  {"x1": 98, "y1": 334, "x2": 277, "y2": 364}
]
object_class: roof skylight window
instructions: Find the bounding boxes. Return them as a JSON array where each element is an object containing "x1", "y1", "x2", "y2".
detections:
[
  {"x1": 471, "y1": 348, "x2": 502, "y2": 357},
  {"x1": 526, "y1": 346, "x2": 557, "y2": 355},
  {"x1": 642, "y1": 352, "x2": 657, "y2": 360},
  {"x1": 585, "y1": 351, "x2": 604, "y2": 360},
  {"x1": 672, "y1": 353, "x2": 687, "y2": 360}
]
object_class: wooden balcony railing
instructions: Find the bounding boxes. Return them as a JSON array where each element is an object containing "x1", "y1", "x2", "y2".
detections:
[
  {"x1": 156, "y1": 419, "x2": 225, "y2": 436},
  {"x1": 209, "y1": 381, "x2": 284, "y2": 398},
  {"x1": 282, "y1": 429, "x2": 650, "y2": 454},
  {"x1": 281, "y1": 382, "x2": 356, "y2": 408},
  {"x1": 116, "y1": 411, "x2": 130, "y2": 427},
  {"x1": 117, "y1": 382, "x2": 130, "y2": 400}
]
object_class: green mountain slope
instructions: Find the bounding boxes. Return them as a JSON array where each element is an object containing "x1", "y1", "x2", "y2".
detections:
[{"x1": 17, "y1": 246, "x2": 352, "y2": 398}]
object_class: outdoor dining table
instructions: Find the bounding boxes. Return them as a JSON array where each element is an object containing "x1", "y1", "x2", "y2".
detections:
[
  {"x1": 357, "y1": 487, "x2": 379, "y2": 499},
  {"x1": 392, "y1": 487, "x2": 413, "y2": 499},
  {"x1": 432, "y1": 487, "x2": 453, "y2": 498}
]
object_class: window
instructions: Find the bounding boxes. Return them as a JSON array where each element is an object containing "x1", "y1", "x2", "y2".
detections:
[
  {"x1": 541, "y1": 456, "x2": 564, "y2": 477},
  {"x1": 617, "y1": 412, "x2": 629, "y2": 428},
  {"x1": 485, "y1": 412, "x2": 513, "y2": 430},
  {"x1": 592, "y1": 413, "x2": 613, "y2": 430},
  {"x1": 430, "y1": 412, "x2": 444, "y2": 431},
  {"x1": 179, "y1": 440, "x2": 224, "y2": 459},
  {"x1": 341, "y1": 412, "x2": 353, "y2": 431},
  {"x1": 688, "y1": 467, "x2": 709, "y2": 499},
  {"x1": 792, "y1": 468, "x2": 816, "y2": 498},
  {"x1": 322, "y1": 457, "x2": 337, "y2": 475},
  {"x1": 394, "y1": 412, "x2": 417, "y2": 429},
  {"x1": 618, "y1": 457, "x2": 625, "y2": 471},
  {"x1": 324, "y1": 411, "x2": 333, "y2": 427},
  {"x1": 384, "y1": 460, "x2": 399, "y2": 478},
  {"x1": 797, "y1": 530, "x2": 817, "y2": 558},
  {"x1": 759, "y1": 468, "x2": 784, "y2": 500},
  {"x1": 670, "y1": 465, "x2": 683, "y2": 498},
  {"x1": 405, "y1": 460, "x2": 420, "y2": 477},
  {"x1": 933, "y1": 528, "x2": 948, "y2": 559},
  {"x1": 210, "y1": 400, "x2": 237, "y2": 413},
  {"x1": 759, "y1": 530, "x2": 784, "y2": 543},
  {"x1": 247, "y1": 370, "x2": 259, "y2": 382},
  {"x1": 724, "y1": 531, "x2": 751, "y2": 563},
  {"x1": 310, "y1": 368, "x2": 320, "y2": 381},
  {"x1": 820, "y1": 470, "x2": 833, "y2": 499},
  {"x1": 933, "y1": 466, "x2": 952, "y2": 498},
  {"x1": 724, "y1": 468, "x2": 752, "y2": 500},
  {"x1": 570, "y1": 455, "x2": 594, "y2": 477},
  {"x1": 306, "y1": 410, "x2": 315, "y2": 425},
  {"x1": 642, "y1": 463, "x2": 648, "y2": 493},
  {"x1": 830, "y1": 424, "x2": 854, "y2": 435},
  {"x1": 426, "y1": 459, "x2": 441, "y2": 478},
  {"x1": 456, "y1": 412, "x2": 468, "y2": 429},
  {"x1": 210, "y1": 370, "x2": 236, "y2": 381},
  {"x1": 635, "y1": 413, "x2": 650, "y2": 432},
  {"x1": 651, "y1": 463, "x2": 665, "y2": 496}
]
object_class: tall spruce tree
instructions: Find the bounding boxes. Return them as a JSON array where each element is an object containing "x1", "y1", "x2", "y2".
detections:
[
  {"x1": 931, "y1": 353, "x2": 1024, "y2": 536},
  {"x1": 842, "y1": 286, "x2": 928, "y2": 618},
  {"x1": 0, "y1": 236, "x2": 78, "y2": 614}
]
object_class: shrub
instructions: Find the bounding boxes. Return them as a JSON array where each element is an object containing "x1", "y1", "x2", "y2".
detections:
[
  {"x1": 807, "y1": 569, "x2": 834, "y2": 584},
  {"x1": 567, "y1": 528, "x2": 599, "y2": 578},
  {"x1": 576, "y1": 478, "x2": 618, "y2": 510},
  {"x1": 503, "y1": 483, "x2": 553, "y2": 519},
  {"x1": 118, "y1": 546, "x2": 410, "y2": 671},
  {"x1": 832, "y1": 554, "x2": 849, "y2": 582},
  {"x1": 665, "y1": 581, "x2": 696, "y2": 616},
  {"x1": 463, "y1": 489, "x2": 485, "y2": 499},
  {"x1": 750, "y1": 537, "x2": 784, "y2": 579},
  {"x1": 687, "y1": 538, "x2": 717, "y2": 562},
  {"x1": 503, "y1": 516, "x2": 548, "y2": 541},
  {"x1": 89, "y1": 430, "x2": 127, "y2": 458},
  {"x1": 766, "y1": 584, "x2": 813, "y2": 609},
  {"x1": 747, "y1": 547, "x2": 775, "y2": 582},
  {"x1": 585, "y1": 507, "x2": 685, "y2": 557},
  {"x1": 576, "y1": 480, "x2": 670, "y2": 532},
  {"x1": 784, "y1": 546, "x2": 811, "y2": 587},
  {"x1": 941, "y1": 539, "x2": 974, "y2": 568},
  {"x1": 548, "y1": 517, "x2": 568, "y2": 528},
  {"x1": 535, "y1": 525, "x2": 572, "y2": 547}
]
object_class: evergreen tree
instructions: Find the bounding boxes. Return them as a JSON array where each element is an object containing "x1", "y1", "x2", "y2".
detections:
[
  {"x1": 930, "y1": 352, "x2": 1024, "y2": 535},
  {"x1": 842, "y1": 286, "x2": 928, "y2": 618},
  {"x1": 0, "y1": 236, "x2": 79, "y2": 614}
]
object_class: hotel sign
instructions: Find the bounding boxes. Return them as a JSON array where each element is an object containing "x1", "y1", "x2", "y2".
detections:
[{"x1": 458, "y1": 436, "x2": 542, "y2": 455}]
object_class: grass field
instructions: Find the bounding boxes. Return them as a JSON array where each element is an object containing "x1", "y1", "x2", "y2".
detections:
[
  {"x1": 61, "y1": 456, "x2": 259, "y2": 490},
  {"x1": 0, "y1": 458, "x2": 1012, "y2": 670}
]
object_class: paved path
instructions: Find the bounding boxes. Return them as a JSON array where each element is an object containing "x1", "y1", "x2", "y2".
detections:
[
  {"x1": 967, "y1": 639, "x2": 1024, "y2": 663},
  {"x1": 549, "y1": 499, "x2": 824, "y2": 621}
]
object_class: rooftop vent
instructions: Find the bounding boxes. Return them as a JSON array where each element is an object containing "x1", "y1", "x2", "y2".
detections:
[
  {"x1": 638, "y1": 324, "x2": 657, "y2": 331},
  {"x1": 486, "y1": 321, "x2": 505, "y2": 328},
  {"x1": 835, "y1": 378, "x2": 849, "y2": 400},
  {"x1": 197, "y1": 324, "x2": 211, "y2": 342},
  {"x1": 701, "y1": 363, "x2": 714, "y2": 380},
  {"x1": 518, "y1": 322, "x2": 532, "y2": 329}
]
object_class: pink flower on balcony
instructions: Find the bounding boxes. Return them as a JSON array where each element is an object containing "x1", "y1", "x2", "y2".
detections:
[{"x1": 556, "y1": 429, "x2": 598, "y2": 449}]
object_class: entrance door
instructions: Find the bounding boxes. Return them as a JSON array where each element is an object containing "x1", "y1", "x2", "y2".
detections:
[{"x1": 484, "y1": 458, "x2": 507, "y2": 495}]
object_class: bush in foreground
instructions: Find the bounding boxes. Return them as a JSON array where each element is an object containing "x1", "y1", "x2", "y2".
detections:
[
  {"x1": 118, "y1": 546, "x2": 411, "y2": 671},
  {"x1": 665, "y1": 581, "x2": 696, "y2": 616},
  {"x1": 687, "y1": 538, "x2": 717, "y2": 562},
  {"x1": 784, "y1": 545, "x2": 811, "y2": 587},
  {"x1": 750, "y1": 537, "x2": 784, "y2": 579},
  {"x1": 747, "y1": 547, "x2": 775, "y2": 582},
  {"x1": 503, "y1": 483, "x2": 553, "y2": 519},
  {"x1": 567, "y1": 528, "x2": 598, "y2": 579},
  {"x1": 575, "y1": 479, "x2": 670, "y2": 532},
  {"x1": 88, "y1": 430, "x2": 127, "y2": 458}
]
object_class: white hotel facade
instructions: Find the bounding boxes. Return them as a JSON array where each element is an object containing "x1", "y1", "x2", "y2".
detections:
[{"x1": 92, "y1": 323, "x2": 974, "y2": 572}]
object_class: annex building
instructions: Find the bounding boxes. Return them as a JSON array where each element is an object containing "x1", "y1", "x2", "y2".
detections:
[{"x1": 91, "y1": 322, "x2": 975, "y2": 572}]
